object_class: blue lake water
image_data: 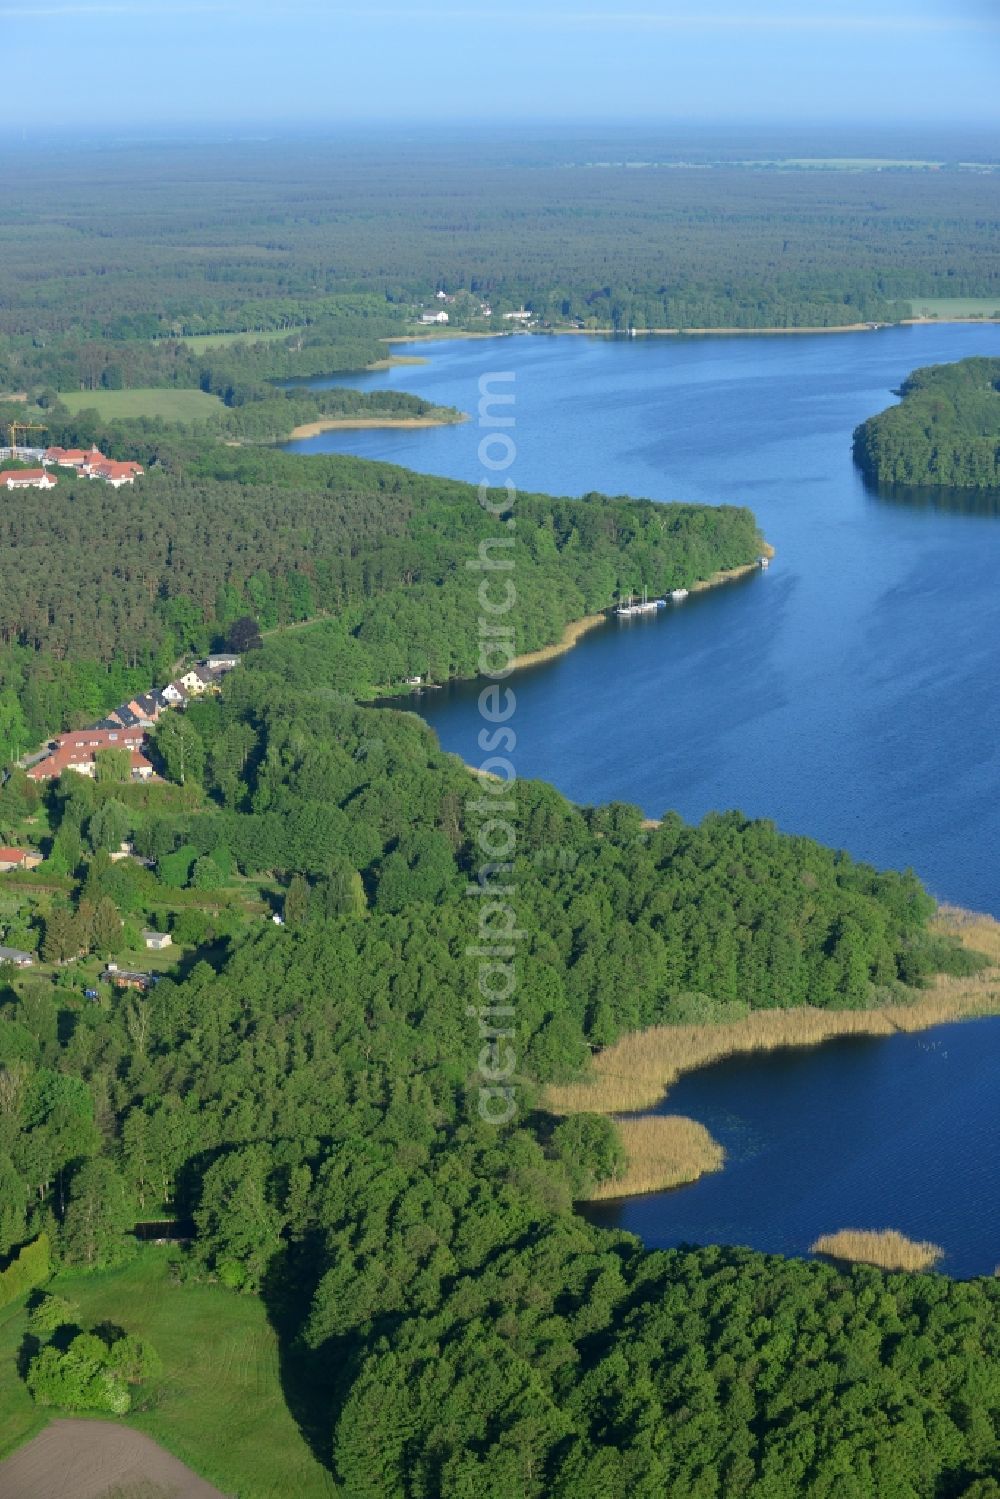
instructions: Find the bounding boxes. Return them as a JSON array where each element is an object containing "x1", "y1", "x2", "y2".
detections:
[
  {"x1": 584, "y1": 1017, "x2": 1000, "y2": 1279},
  {"x1": 287, "y1": 324, "x2": 1000, "y2": 918},
  {"x1": 288, "y1": 327, "x2": 1000, "y2": 1272}
]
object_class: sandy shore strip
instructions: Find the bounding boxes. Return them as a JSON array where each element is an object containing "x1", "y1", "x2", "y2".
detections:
[
  {"x1": 387, "y1": 324, "x2": 887, "y2": 344},
  {"x1": 509, "y1": 613, "x2": 609, "y2": 671},
  {"x1": 902, "y1": 317, "x2": 1000, "y2": 327},
  {"x1": 287, "y1": 412, "x2": 468, "y2": 439},
  {"x1": 691, "y1": 539, "x2": 775, "y2": 593},
  {"x1": 0, "y1": 1419, "x2": 228, "y2": 1499},
  {"x1": 508, "y1": 541, "x2": 774, "y2": 674},
  {"x1": 367, "y1": 353, "x2": 430, "y2": 368},
  {"x1": 551, "y1": 323, "x2": 881, "y2": 337}
]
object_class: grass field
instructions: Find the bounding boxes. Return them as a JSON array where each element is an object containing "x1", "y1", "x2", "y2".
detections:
[
  {"x1": 0, "y1": 1248, "x2": 337, "y2": 1498},
  {"x1": 180, "y1": 327, "x2": 302, "y2": 351},
  {"x1": 57, "y1": 388, "x2": 224, "y2": 421},
  {"x1": 908, "y1": 297, "x2": 1000, "y2": 320}
]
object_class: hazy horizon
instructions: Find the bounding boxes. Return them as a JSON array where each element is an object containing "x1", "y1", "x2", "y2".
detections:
[{"x1": 6, "y1": 0, "x2": 1000, "y2": 130}]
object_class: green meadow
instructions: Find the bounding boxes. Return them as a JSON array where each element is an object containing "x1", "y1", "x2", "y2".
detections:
[
  {"x1": 909, "y1": 296, "x2": 1000, "y2": 319},
  {"x1": 56, "y1": 389, "x2": 224, "y2": 421},
  {"x1": 0, "y1": 1248, "x2": 336, "y2": 1499}
]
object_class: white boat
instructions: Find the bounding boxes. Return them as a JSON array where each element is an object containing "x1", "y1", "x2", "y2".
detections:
[
  {"x1": 758, "y1": 554, "x2": 770, "y2": 569},
  {"x1": 615, "y1": 586, "x2": 664, "y2": 617},
  {"x1": 670, "y1": 588, "x2": 689, "y2": 602}
]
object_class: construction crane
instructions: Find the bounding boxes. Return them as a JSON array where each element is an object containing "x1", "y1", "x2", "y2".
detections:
[{"x1": 7, "y1": 421, "x2": 46, "y2": 459}]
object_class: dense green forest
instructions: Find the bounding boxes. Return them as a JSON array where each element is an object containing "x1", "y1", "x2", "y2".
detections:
[
  {"x1": 0, "y1": 658, "x2": 991, "y2": 1496},
  {"x1": 1, "y1": 131, "x2": 999, "y2": 366},
  {"x1": 0, "y1": 437, "x2": 759, "y2": 757},
  {"x1": 854, "y1": 358, "x2": 1000, "y2": 488}
]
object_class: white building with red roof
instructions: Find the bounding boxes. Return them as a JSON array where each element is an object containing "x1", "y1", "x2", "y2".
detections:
[
  {"x1": 0, "y1": 468, "x2": 57, "y2": 490},
  {"x1": 27, "y1": 727, "x2": 154, "y2": 782}
]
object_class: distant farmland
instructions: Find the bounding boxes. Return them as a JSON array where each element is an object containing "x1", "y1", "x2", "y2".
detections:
[
  {"x1": 181, "y1": 327, "x2": 302, "y2": 350},
  {"x1": 57, "y1": 388, "x2": 224, "y2": 421},
  {"x1": 909, "y1": 296, "x2": 1000, "y2": 320}
]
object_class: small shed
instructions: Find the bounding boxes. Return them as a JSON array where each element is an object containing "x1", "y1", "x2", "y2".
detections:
[{"x1": 142, "y1": 930, "x2": 172, "y2": 951}]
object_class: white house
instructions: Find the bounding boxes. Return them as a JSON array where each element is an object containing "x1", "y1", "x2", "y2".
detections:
[
  {"x1": 142, "y1": 930, "x2": 172, "y2": 951},
  {"x1": 0, "y1": 946, "x2": 35, "y2": 967},
  {"x1": 0, "y1": 468, "x2": 57, "y2": 490},
  {"x1": 420, "y1": 310, "x2": 449, "y2": 325},
  {"x1": 502, "y1": 308, "x2": 533, "y2": 322}
]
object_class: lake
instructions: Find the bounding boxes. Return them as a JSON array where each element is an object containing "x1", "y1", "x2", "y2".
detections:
[
  {"x1": 287, "y1": 324, "x2": 1000, "y2": 918},
  {"x1": 287, "y1": 325, "x2": 1000, "y2": 1273},
  {"x1": 583, "y1": 1016, "x2": 1000, "y2": 1279}
]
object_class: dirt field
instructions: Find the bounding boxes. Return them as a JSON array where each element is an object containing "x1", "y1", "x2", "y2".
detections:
[{"x1": 0, "y1": 1419, "x2": 229, "y2": 1499}]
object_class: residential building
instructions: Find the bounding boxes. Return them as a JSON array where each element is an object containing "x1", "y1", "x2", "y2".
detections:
[
  {"x1": 44, "y1": 445, "x2": 102, "y2": 470},
  {"x1": 27, "y1": 727, "x2": 153, "y2": 781},
  {"x1": 174, "y1": 667, "x2": 214, "y2": 695},
  {"x1": 204, "y1": 653, "x2": 240, "y2": 673},
  {"x1": 420, "y1": 310, "x2": 449, "y2": 325},
  {"x1": 0, "y1": 946, "x2": 34, "y2": 967},
  {"x1": 43, "y1": 447, "x2": 143, "y2": 485},
  {"x1": 89, "y1": 459, "x2": 144, "y2": 487},
  {"x1": 0, "y1": 847, "x2": 28, "y2": 872},
  {"x1": 142, "y1": 930, "x2": 172, "y2": 951},
  {"x1": 0, "y1": 468, "x2": 57, "y2": 490},
  {"x1": 102, "y1": 967, "x2": 158, "y2": 992},
  {"x1": 502, "y1": 308, "x2": 533, "y2": 322},
  {"x1": 130, "y1": 692, "x2": 165, "y2": 723},
  {"x1": 108, "y1": 706, "x2": 142, "y2": 729}
]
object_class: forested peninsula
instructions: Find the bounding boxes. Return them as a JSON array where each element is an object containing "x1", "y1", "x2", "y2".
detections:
[
  {"x1": 0, "y1": 433, "x2": 761, "y2": 759},
  {"x1": 854, "y1": 357, "x2": 1000, "y2": 488}
]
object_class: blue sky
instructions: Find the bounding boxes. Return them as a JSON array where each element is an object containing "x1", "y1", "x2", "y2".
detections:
[{"x1": 4, "y1": 0, "x2": 999, "y2": 128}]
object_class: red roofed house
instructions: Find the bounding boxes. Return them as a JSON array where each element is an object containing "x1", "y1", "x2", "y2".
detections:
[
  {"x1": 45, "y1": 445, "x2": 105, "y2": 471},
  {"x1": 45, "y1": 445, "x2": 98, "y2": 469},
  {"x1": 43, "y1": 448, "x2": 143, "y2": 485},
  {"x1": 0, "y1": 847, "x2": 41, "y2": 872},
  {"x1": 0, "y1": 468, "x2": 57, "y2": 490},
  {"x1": 90, "y1": 459, "x2": 144, "y2": 487},
  {"x1": 27, "y1": 727, "x2": 154, "y2": 782}
]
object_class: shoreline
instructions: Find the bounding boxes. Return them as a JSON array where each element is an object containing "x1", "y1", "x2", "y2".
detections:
[
  {"x1": 550, "y1": 323, "x2": 881, "y2": 337},
  {"x1": 384, "y1": 315, "x2": 1000, "y2": 350},
  {"x1": 286, "y1": 411, "x2": 468, "y2": 439},
  {"x1": 508, "y1": 540, "x2": 775, "y2": 674},
  {"x1": 552, "y1": 904, "x2": 1000, "y2": 1200},
  {"x1": 508, "y1": 613, "x2": 609, "y2": 671},
  {"x1": 366, "y1": 353, "x2": 430, "y2": 370}
]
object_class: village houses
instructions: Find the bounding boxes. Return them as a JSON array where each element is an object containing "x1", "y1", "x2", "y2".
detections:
[{"x1": 43, "y1": 446, "x2": 144, "y2": 486}]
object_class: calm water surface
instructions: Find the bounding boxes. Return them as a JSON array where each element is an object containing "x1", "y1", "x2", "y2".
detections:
[
  {"x1": 288, "y1": 327, "x2": 1000, "y2": 1270},
  {"x1": 288, "y1": 324, "x2": 1000, "y2": 915},
  {"x1": 584, "y1": 1017, "x2": 1000, "y2": 1279}
]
